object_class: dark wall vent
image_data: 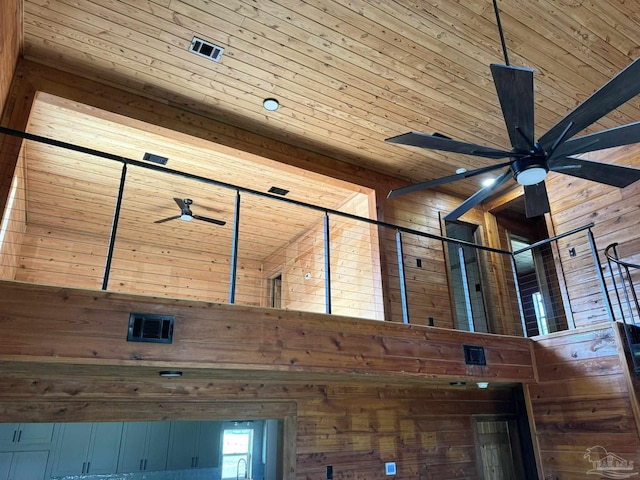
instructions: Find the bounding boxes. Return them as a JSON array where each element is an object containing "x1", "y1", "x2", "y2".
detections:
[
  {"x1": 268, "y1": 186, "x2": 289, "y2": 196},
  {"x1": 189, "y1": 36, "x2": 224, "y2": 62},
  {"x1": 463, "y1": 344, "x2": 486, "y2": 365},
  {"x1": 128, "y1": 313, "x2": 174, "y2": 343},
  {"x1": 143, "y1": 152, "x2": 169, "y2": 165}
]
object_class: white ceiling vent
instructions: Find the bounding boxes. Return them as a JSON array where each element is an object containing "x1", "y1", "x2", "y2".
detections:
[{"x1": 189, "y1": 36, "x2": 224, "y2": 62}]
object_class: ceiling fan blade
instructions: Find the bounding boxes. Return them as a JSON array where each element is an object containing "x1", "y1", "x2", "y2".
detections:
[
  {"x1": 193, "y1": 215, "x2": 226, "y2": 226},
  {"x1": 524, "y1": 182, "x2": 551, "y2": 218},
  {"x1": 490, "y1": 64, "x2": 535, "y2": 151},
  {"x1": 549, "y1": 121, "x2": 640, "y2": 159},
  {"x1": 173, "y1": 198, "x2": 187, "y2": 209},
  {"x1": 444, "y1": 169, "x2": 512, "y2": 221},
  {"x1": 386, "y1": 132, "x2": 514, "y2": 159},
  {"x1": 539, "y1": 57, "x2": 640, "y2": 152},
  {"x1": 154, "y1": 215, "x2": 181, "y2": 224},
  {"x1": 550, "y1": 157, "x2": 640, "y2": 188},
  {"x1": 388, "y1": 161, "x2": 513, "y2": 198}
]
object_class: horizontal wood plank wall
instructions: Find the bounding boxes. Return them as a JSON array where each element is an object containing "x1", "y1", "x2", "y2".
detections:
[
  {"x1": 0, "y1": 362, "x2": 522, "y2": 480},
  {"x1": 527, "y1": 323, "x2": 640, "y2": 479},
  {"x1": 0, "y1": 0, "x2": 22, "y2": 216},
  {"x1": 0, "y1": 0, "x2": 20, "y2": 117},
  {"x1": 0, "y1": 148, "x2": 26, "y2": 280},
  {"x1": 546, "y1": 146, "x2": 640, "y2": 328},
  {"x1": 0, "y1": 280, "x2": 535, "y2": 383}
]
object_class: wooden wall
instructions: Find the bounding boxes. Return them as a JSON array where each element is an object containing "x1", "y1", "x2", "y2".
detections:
[
  {"x1": 0, "y1": 280, "x2": 538, "y2": 478},
  {"x1": 0, "y1": 0, "x2": 22, "y2": 219},
  {"x1": 546, "y1": 146, "x2": 640, "y2": 327},
  {"x1": 262, "y1": 192, "x2": 384, "y2": 319},
  {"x1": 526, "y1": 322, "x2": 640, "y2": 479},
  {"x1": 0, "y1": 361, "x2": 526, "y2": 480},
  {"x1": 0, "y1": 146, "x2": 25, "y2": 279},
  {"x1": 0, "y1": 0, "x2": 20, "y2": 114}
]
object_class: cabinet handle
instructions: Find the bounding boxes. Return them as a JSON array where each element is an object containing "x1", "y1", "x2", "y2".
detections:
[
  {"x1": 12, "y1": 430, "x2": 16, "y2": 443},
  {"x1": 144, "y1": 459, "x2": 147, "y2": 470},
  {"x1": 16, "y1": 430, "x2": 21, "y2": 443},
  {"x1": 82, "y1": 462, "x2": 86, "y2": 474},
  {"x1": 86, "y1": 461, "x2": 91, "y2": 473},
  {"x1": 195, "y1": 456, "x2": 198, "y2": 468},
  {"x1": 140, "y1": 459, "x2": 144, "y2": 471},
  {"x1": 191, "y1": 456, "x2": 195, "y2": 468}
]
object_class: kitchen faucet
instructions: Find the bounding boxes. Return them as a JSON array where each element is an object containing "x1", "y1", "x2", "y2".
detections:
[{"x1": 236, "y1": 457, "x2": 248, "y2": 480}]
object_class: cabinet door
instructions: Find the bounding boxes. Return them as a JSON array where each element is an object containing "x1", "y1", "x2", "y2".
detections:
[
  {"x1": 144, "y1": 422, "x2": 170, "y2": 472},
  {"x1": 50, "y1": 423, "x2": 92, "y2": 476},
  {"x1": 86, "y1": 422, "x2": 123, "y2": 474},
  {"x1": 0, "y1": 425, "x2": 19, "y2": 445},
  {"x1": 0, "y1": 452, "x2": 12, "y2": 480},
  {"x1": 17, "y1": 424, "x2": 54, "y2": 445},
  {"x1": 9, "y1": 451, "x2": 49, "y2": 480},
  {"x1": 196, "y1": 422, "x2": 221, "y2": 468},
  {"x1": 167, "y1": 422, "x2": 198, "y2": 470},
  {"x1": 117, "y1": 422, "x2": 147, "y2": 473}
]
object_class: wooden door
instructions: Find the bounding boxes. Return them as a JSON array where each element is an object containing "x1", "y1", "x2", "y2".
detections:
[{"x1": 475, "y1": 420, "x2": 518, "y2": 480}]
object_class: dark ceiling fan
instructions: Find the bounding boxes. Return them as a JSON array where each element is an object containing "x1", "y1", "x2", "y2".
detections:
[
  {"x1": 154, "y1": 198, "x2": 226, "y2": 226},
  {"x1": 386, "y1": 0, "x2": 640, "y2": 220}
]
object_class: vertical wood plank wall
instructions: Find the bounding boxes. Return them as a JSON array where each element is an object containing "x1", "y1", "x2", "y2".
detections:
[{"x1": 526, "y1": 323, "x2": 640, "y2": 479}]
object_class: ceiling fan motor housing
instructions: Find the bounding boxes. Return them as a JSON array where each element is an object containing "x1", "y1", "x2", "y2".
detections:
[{"x1": 511, "y1": 155, "x2": 548, "y2": 185}]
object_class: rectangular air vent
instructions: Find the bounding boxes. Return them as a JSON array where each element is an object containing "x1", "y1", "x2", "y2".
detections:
[
  {"x1": 268, "y1": 186, "x2": 289, "y2": 196},
  {"x1": 463, "y1": 344, "x2": 486, "y2": 365},
  {"x1": 127, "y1": 313, "x2": 174, "y2": 344},
  {"x1": 189, "y1": 36, "x2": 224, "y2": 62},
  {"x1": 143, "y1": 152, "x2": 169, "y2": 165}
]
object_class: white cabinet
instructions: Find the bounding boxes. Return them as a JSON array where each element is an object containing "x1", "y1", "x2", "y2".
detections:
[
  {"x1": 118, "y1": 422, "x2": 170, "y2": 472},
  {"x1": 0, "y1": 450, "x2": 49, "y2": 480},
  {"x1": 0, "y1": 424, "x2": 54, "y2": 447},
  {"x1": 167, "y1": 421, "x2": 220, "y2": 470},
  {"x1": 50, "y1": 422, "x2": 123, "y2": 476}
]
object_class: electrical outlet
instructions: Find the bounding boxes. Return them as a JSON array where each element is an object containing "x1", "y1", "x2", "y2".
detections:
[{"x1": 385, "y1": 462, "x2": 396, "y2": 475}]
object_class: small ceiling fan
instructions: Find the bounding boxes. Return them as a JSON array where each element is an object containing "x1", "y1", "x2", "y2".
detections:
[
  {"x1": 154, "y1": 198, "x2": 226, "y2": 226},
  {"x1": 386, "y1": 0, "x2": 640, "y2": 220}
]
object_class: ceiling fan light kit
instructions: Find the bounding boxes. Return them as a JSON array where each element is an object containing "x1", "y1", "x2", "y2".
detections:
[{"x1": 385, "y1": 0, "x2": 640, "y2": 219}]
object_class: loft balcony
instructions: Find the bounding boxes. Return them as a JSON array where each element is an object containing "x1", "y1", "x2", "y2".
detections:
[{"x1": 0, "y1": 105, "x2": 616, "y2": 355}]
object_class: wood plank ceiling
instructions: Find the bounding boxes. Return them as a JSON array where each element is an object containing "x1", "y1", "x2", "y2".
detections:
[{"x1": 19, "y1": 0, "x2": 640, "y2": 199}]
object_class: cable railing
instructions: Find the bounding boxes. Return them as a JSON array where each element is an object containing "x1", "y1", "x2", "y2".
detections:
[
  {"x1": 605, "y1": 242, "x2": 640, "y2": 375},
  {"x1": 0, "y1": 127, "x2": 611, "y2": 337}
]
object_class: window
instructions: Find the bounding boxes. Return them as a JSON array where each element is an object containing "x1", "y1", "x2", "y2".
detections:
[
  {"x1": 532, "y1": 292, "x2": 549, "y2": 335},
  {"x1": 221, "y1": 428, "x2": 253, "y2": 480}
]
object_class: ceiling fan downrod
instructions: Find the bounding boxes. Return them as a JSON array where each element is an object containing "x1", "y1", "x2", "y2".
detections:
[{"x1": 492, "y1": 0, "x2": 510, "y2": 66}]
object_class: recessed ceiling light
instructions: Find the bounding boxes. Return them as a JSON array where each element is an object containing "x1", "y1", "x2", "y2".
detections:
[
  {"x1": 456, "y1": 168, "x2": 467, "y2": 174},
  {"x1": 263, "y1": 98, "x2": 279, "y2": 111},
  {"x1": 482, "y1": 178, "x2": 496, "y2": 188}
]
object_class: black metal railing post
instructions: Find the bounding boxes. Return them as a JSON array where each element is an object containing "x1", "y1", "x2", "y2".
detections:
[
  {"x1": 228, "y1": 191, "x2": 240, "y2": 304},
  {"x1": 396, "y1": 230, "x2": 409, "y2": 324},
  {"x1": 509, "y1": 255, "x2": 528, "y2": 337},
  {"x1": 102, "y1": 163, "x2": 127, "y2": 290},
  {"x1": 324, "y1": 212, "x2": 332, "y2": 314},
  {"x1": 587, "y1": 228, "x2": 615, "y2": 322},
  {"x1": 457, "y1": 245, "x2": 475, "y2": 332}
]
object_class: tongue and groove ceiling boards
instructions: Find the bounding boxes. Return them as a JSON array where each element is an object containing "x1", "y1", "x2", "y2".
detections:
[{"x1": 20, "y1": 0, "x2": 640, "y2": 200}]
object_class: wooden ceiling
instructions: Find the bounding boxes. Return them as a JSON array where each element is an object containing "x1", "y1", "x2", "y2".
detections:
[{"x1": 19, "y1": 0, "x2": 640, "y2": 199}]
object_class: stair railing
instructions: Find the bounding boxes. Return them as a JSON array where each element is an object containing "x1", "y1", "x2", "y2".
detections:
[{"x1": 605, "y1": 243, "x2": 640, "y2": 376}]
